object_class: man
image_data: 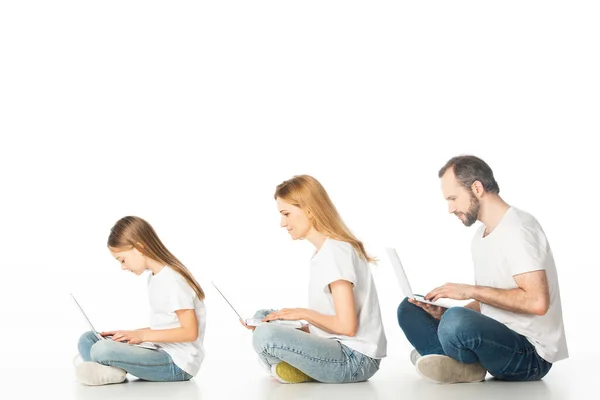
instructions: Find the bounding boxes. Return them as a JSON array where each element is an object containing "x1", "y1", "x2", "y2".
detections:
[{"x1": 397, "y1": 155, "x2": 568, "y2": 384}]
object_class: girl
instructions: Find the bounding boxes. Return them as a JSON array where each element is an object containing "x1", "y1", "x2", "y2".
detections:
[
  {"x1": 247, "y1": 175, "x2": 387, "y2": 383},
  {"x1": 74, "y1": 216, "x2": 206, "y2": 385}
]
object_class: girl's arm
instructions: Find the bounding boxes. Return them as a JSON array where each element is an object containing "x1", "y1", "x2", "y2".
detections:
[
  {"x1": 111, "y1": 310, "x2": 199, "y2": 343},
  {"x1": 100, "y1": 327, "x2": 148, "y2": 336},
  {"x1": 142, "y1": 310, "x2": 198, "y2": 342}
]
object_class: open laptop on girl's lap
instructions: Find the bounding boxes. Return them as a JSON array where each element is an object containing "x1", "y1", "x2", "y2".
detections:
[{"x1": 70, "y1": 293, "x2": 159, "y2": 350}]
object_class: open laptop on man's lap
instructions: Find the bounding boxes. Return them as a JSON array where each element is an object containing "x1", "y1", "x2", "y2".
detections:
[{"x1": 384, "y1": 247, "x2": 457, "y2": 309}]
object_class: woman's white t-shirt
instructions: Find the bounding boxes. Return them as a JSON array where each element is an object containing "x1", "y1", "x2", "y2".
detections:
[
  {"x1": 308, "y1": 238, "x2": 387, "y2": 359},
  {"x1": 147, "y1": 266, "x2": 206, "y2": 376}
]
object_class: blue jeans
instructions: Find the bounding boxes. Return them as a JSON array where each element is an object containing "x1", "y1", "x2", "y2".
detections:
[
  {"x1": 251, "y1": 309, "x2": 381, "y2": 383},
  {"x1": 397, "y1": 298, "x2": 552, "y2": 381},
  {"x1": 77, "y1": 331, "x2": 192, "y2": 382}
]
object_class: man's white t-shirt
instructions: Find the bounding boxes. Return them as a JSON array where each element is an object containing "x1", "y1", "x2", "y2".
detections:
[
  {"x1": 471, "y1": 206, "x2": 568, "y2": 363},
  {"x1": 147, "y1": 266, "x2": 206, "y2": 376},
  {"x1": 308, "y1": 238, "x2": 387, "y2": 359}
]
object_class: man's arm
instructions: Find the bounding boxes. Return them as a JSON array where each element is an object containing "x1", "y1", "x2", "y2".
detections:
[
  {"x1": 472, "y1": 270, "x2": 550, "y2": 316},
  {"x1": 426, "y1": 270, "x2": 550, "y2": 316}
]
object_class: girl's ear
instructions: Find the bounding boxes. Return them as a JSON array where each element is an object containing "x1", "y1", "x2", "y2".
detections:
[{"x1": 134, "y1": 242, "x2": 145, "y2": 254}]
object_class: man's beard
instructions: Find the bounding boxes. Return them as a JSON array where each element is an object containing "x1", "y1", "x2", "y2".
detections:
[{"x1": 457, "y1": 193, "x2": 480, "y2": 227}]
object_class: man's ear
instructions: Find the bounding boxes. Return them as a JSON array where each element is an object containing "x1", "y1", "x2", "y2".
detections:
[{"x1": 471, "y1": 180, "x2": 484, "y2": 198}]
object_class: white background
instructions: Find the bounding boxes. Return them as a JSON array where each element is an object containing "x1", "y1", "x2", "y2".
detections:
[{"x1": 1, "y1": 1, "x2": 598, "y2": 398}]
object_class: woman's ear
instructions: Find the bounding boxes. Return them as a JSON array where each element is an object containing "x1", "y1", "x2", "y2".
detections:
[
  {"x1": 305, "y1": 209, "x2": 318, "y2": 230},
  {"x1": 305, "y1": 208, "x2": 313, "y2": 220}
]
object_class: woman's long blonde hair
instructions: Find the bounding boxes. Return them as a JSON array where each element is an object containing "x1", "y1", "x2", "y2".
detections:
[
  {"x1": 107, "y1": 216, "x2": 205, "y2": 300},
  {"x1": 274, "y1": 175, "x2": 376, "y2": 263}
]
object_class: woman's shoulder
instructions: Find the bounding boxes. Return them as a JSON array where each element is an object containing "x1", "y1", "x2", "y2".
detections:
[
  {"x1": 327, "y1": 238, "x2": 352, "y2": 250},
  {"x1": 323, "y1": 238, "x2": 358, "y2": 260}
]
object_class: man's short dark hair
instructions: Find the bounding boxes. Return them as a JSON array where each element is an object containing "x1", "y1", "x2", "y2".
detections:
[{"x1": 438, "y1": 155, "x2": 500, "y2": 194}]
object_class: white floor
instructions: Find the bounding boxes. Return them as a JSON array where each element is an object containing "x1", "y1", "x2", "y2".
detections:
[
  {"x1": 2, "y1": 289, "x2": 587, "y2": 399},
  {"x1": 2, "y1": 290, "x2": 588, "y2": 399},
  {"x1": 4, "y1": 353, "x2": 583, "y2": 400}
]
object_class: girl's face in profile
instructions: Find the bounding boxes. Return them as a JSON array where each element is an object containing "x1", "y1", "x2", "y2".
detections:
[{"x1": 110, "y1": 246, "x2": 147, "y2": 275}]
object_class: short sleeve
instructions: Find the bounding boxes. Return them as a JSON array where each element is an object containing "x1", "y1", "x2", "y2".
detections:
[
  {"x1": 504, "y1": 226, "x2": 549, "y2": 277},
  {"x1": 162, "y1": 272, "x2": 197, "y2": 312},
  {"x1": 317, "y1": 241, "x2": 357, "y2": 294}
]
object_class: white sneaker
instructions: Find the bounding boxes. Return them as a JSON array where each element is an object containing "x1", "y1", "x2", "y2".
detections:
[
  {"x1": 75, "y1": 362, "x2": 127, "y2": 386},
  {"x1": 73, "y1": 354, "x2": 84, "y2": 367},
  {"x1": 415, "y1": 354, "x2": 486, "y2": 384},
  {"x1": 410, "y1": 349, "x2": 421, "y2": 366}
]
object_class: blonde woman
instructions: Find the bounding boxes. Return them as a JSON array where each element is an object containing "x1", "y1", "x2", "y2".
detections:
[
  {"x1": 74, "y1": 216, "x2": 206, "y2": 386},
  {"x1": 247, "y1": 175, "x2": 387, "y2": 383}
]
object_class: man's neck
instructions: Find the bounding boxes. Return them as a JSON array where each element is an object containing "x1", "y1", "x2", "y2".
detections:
[{"x1": 479, "y1": 195, "x2": 511, "y2": 236}]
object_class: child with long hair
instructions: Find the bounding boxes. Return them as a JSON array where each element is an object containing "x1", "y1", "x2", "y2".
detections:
[{"x1": 74, "y1": 216, "x2": 206, "y2": 385}]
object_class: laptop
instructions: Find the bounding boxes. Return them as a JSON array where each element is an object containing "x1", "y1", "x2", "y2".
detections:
[
  {"x1": 384, "y1": 247, "x2": 452, "y2": 309},
  {"x1": 70, "y1": 293, "x2": 159, "y2": 350},
  {"x1": 211, "y1": 282, "x2": 304, "y2": 328}
]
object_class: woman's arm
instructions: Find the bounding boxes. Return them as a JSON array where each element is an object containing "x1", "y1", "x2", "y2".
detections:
[
  {"x1": 263, "y1": 280, "x2": 358, "y2": 337},
  {"x1": 303, "y1": 280, "x2": 358, "y2": 336}
]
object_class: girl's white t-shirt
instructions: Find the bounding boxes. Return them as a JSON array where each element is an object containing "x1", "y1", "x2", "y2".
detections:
[
  {"x1": 308, "y1": 238, "x2": 387, "y2": 359},
  {"x1": 147, "y1": 266, "x2": 206, "y2": 376}
]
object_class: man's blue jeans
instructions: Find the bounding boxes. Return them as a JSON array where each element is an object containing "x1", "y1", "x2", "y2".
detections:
[{"x1": 397, "y1": 297, "x2": 552, "y2": 381}]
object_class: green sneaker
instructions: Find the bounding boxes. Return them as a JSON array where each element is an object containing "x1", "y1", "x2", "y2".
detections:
[{"x1": 271, "y1": 362, "x2": 314, "y2": 383}]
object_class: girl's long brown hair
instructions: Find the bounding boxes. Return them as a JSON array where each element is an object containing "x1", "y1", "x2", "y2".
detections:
[
  {"x1": 274, "y1": 175, "x2": 376, "y2": 263},
  {"x1": 108, "y1": 216, "x2": 205, "y2": 300}
]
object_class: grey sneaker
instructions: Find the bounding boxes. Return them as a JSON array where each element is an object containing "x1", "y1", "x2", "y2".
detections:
[
  {"x1": 415, "y1": 354, "x2": 486, "y2": 384},
  {"x1": 410, "y1": 349, "x2": 421, "y2": 366}
]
